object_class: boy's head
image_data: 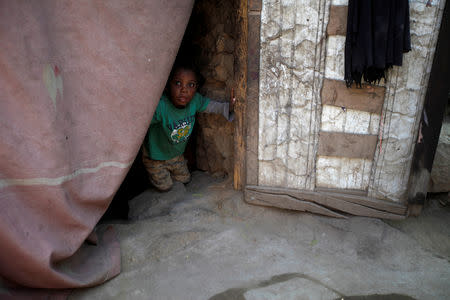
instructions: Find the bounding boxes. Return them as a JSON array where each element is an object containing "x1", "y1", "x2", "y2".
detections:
[{"x1": 167, "y1": 57, "x2": 203, "y2": 108}]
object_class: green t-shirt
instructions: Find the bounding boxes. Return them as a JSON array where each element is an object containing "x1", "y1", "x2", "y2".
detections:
[{"x1": 146, "y1": 93, "x2": 210, "y2": 160}]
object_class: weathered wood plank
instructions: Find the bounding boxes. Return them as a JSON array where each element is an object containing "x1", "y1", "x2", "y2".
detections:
[
  {"x1": 318, "y1": 132, "x2": 378, "y2": 159},
  {"x1": 245, "y1": 13, "x2": 261, "y2": 186},
  {"x1": 327, "y1": 5, "x2": 347, "y2": 36},
  {"x1": 246, "y1": 185, "x2": 406, "y2": 219},
  {"x1": 248, "y1": 0, "x2": 262, "y2": 12},
  {"x1": 316, "y1": 188, "x2": 407, "y2": 215},
  {"x1": 245, "y1": 189, "x2": 347, "y2": 218},
  {"x1": 233, "y1": 0, "x2": 249, "y2": 190},
  {"x1": 315, "y1": 187, "x2": 367, "y2": 196},
  {"x1": 322, "y1": 79, "x2": 385, "y2": 114},
  {"x1": 252, "y1": 185, "x2": 406, "y2": 215}
]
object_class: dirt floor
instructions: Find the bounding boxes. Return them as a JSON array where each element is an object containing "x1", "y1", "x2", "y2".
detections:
[{"x1": 70, "y1": 171, "x2": 450, "y2": 300}]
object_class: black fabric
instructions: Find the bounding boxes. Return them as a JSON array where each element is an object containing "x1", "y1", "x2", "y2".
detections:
[{"x1": 344, "y1": 0, "x2": 411, "y2": 87}]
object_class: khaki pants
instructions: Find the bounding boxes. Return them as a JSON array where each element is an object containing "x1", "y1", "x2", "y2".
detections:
[{"x1": 142, "y1": 149, "x2": 191, "y2": 191}]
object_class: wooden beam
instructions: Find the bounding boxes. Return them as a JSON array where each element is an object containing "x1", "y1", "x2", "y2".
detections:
[
  {"x1": 245, "y1": 189, "x2": 347, "y2": 218},
  {"x1": 233, "y1": 0, "x2": 249, "y2": 190},
  {"x1": 327, "y1": 5, "x2": 347, "y2": 36},
  {"x1": 318, "y1": 132, "x2": 378, "y2": 159},
  {"x1": 246, "y1": 185, "x2": 406, "y2": 219},
  {"x1": 245, "y1": 10, "x2": 261, "y2": 186},
  {"x1": 248, "y1": 0, "x2": 262, "y2": 12},
  {"x1": 316, "y1": 188, "x2": 407, "y2": 215},
  {"x1": 252, "y1": 185, "x2": 406, "y2": 215},
  {"x1": 321, "y1": 79, "x2": 385, "y2": 114}
]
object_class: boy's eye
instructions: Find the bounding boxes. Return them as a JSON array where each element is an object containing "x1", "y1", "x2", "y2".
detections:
[{"x1": 171, "y1": 80, "x2": 197, "y2": 89}]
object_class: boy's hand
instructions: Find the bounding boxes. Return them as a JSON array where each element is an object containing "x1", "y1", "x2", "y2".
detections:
[{"x1": 230, "y1": 88, "x2": 236, "y2": 112}]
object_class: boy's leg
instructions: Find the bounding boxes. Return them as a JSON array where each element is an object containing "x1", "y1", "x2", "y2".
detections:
[
  {"x1": 169, "y1": 155, "x2": 191, "y2": 184},
  {"x1": 142, "y1": 149, "x2": 173, "y2": 191}
]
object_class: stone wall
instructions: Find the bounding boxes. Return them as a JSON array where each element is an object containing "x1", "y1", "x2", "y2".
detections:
[
  {"x1": 182, "y1": 0, "x2": 241, "y2": 176},
  {"x1": 258, "y1": 0, "x2": 446, "y2": 202},
  {"x1": 430, "y1": 117, "x2": 450, "y2": 193}
]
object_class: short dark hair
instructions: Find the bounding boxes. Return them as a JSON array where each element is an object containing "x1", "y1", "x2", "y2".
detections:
[{"x1": 168, "y1": 54, "x2": 205, "y2": 88}]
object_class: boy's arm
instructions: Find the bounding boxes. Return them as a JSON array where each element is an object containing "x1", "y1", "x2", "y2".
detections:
[
  {"x1": 202, "y1": 89, "x2": 236, "y2": 121},
  {"x1": 203, "y1": 101, "x2": 234, "y2": 121}
]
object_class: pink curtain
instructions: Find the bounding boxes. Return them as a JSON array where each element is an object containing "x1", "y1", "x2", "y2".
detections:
[{"x1": 0, "y1": 0, "x2": 193, "y2": 289}]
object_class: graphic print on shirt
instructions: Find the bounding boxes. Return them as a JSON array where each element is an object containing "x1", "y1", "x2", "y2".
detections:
[{"x1": 168, "y1": 115, "x2": 195, "y2": 144}]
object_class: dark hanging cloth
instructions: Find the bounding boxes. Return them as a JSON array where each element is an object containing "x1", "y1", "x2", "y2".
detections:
[{"x1": 344, "y1": 0, "x2": 411, "y2": 87}]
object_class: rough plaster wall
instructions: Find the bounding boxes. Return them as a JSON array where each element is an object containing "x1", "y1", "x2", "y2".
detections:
[
  {"x1": 320, "y1": 105, "x2": 380, "y2": 135},
  {"x1": 368, "y1": 1, "x2": 447, "y2": 201},
  {"x1": 321, "y1": 0, "x2": 446, "y2": 198},
  {"x1": 320, "y1": 7, "x2": 381, "y2": 191},
  {"x1": 258, "y1": 0, "x2": 330, "y2": 190},
  {"x1": 259, "y1": 0, "x2": 446, "y2": 201},
  {"x1": 317, "y1": 104, "x2": 378, "y2": 190},
  {"x1": 316, "y1": 157, "x2": 372, "y2": 189},
  {"x1": 322, "y1": 0, "x2": 446, "y2": 198}
]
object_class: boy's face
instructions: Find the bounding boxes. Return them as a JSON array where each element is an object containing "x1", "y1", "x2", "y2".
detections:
[{"x1": 169, "y1": 68, "x2": 198, "y2": 108}]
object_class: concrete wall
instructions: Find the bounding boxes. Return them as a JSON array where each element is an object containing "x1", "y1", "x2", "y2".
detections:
[{"x1": 258, "y1": 0, "x2": 446, "y2": 202}]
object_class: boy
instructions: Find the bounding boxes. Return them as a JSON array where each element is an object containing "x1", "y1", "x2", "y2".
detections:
[{"x1": 143, "y1": 59, "x2": 234, "y2": 191}]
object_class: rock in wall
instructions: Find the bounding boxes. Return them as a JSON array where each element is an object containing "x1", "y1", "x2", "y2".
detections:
[
  {"x1": 430, "y1": 119, "x2": 450, "y2": 192},
  {"x1": 182, "y1": 0, "x2": 240, "y2": 176}
]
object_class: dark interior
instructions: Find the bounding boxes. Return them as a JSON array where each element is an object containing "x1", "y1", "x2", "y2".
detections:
[{"x1": 103, "y1": 0, "x2": 241, "y2": 220}]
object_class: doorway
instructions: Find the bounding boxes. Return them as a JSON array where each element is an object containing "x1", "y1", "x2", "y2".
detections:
[{"x1": 104, "y1": 0, "x2": 248, "y2": 220}]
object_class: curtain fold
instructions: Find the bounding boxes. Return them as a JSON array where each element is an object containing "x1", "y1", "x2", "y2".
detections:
[{"x1": 0, "y1": 0, "x2": 193, "y2": 289}]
